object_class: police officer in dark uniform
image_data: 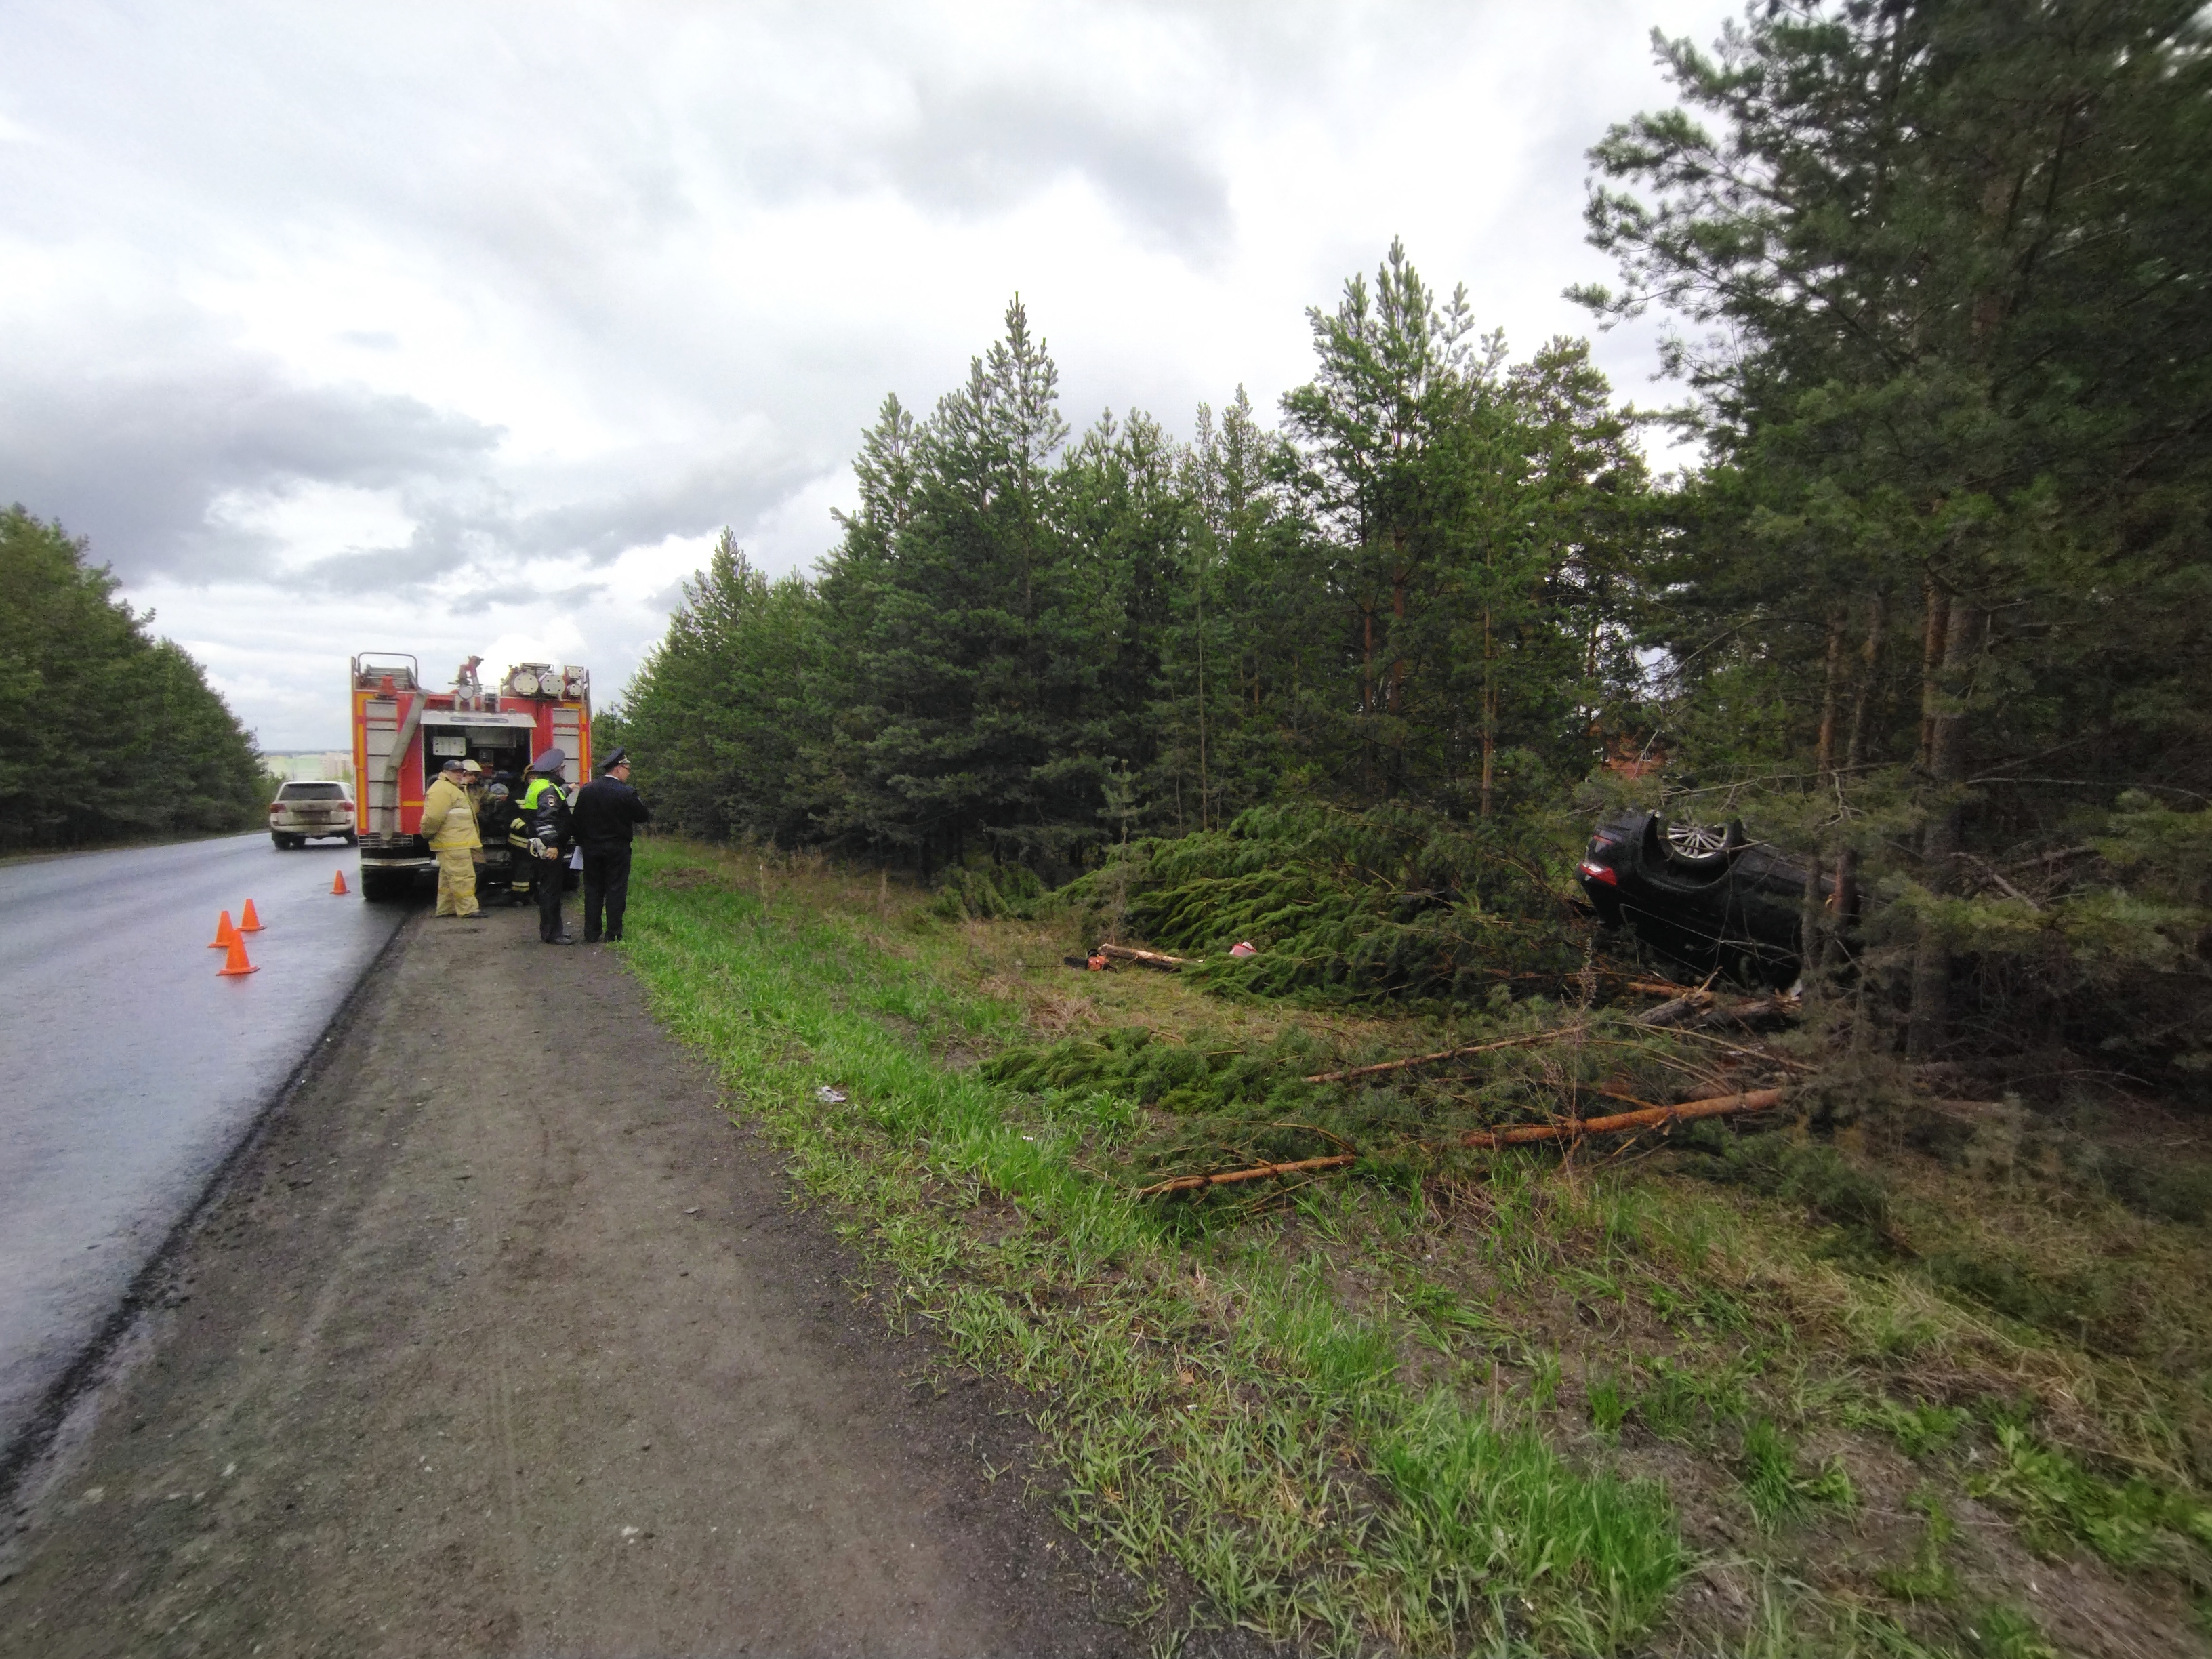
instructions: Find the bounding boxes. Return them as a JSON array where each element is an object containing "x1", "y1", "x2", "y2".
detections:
[
  {"x1": 521, "y1": 747, "x2": 577, "y2": 944},
  {"x1": 571, "y1": 747, "x2": 651, "y2": 943}
]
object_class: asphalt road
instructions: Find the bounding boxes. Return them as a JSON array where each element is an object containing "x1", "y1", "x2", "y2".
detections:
[
  {"x1": 0, "y1": 833, "x2": 404, "y2": 1473},
  {"x1": 0, "y1": 906, "x2": 1145, "y2": 1656}
]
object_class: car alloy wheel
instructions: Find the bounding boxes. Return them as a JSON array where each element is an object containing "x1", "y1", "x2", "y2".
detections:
[{"x1": 1662, "y1": 817, "x2": 1733, "y2": 859}]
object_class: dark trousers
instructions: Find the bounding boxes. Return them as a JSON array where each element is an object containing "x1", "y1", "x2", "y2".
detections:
[
  {"x1": 582, "y1": 845, "x2": 632, "y2": 942},
  {"x1": 535, "y1": 853, "x2": 567, "y2": 941}
]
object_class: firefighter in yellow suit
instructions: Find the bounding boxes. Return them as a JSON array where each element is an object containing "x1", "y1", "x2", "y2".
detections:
[{"x1": 424, "y1": 756, "x2": 484, "y2": 917}]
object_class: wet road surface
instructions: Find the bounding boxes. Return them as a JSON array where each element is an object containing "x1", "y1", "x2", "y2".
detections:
[
  {"x1": 0, "y1": 834, "x2": 404, "y2": 1471},
  {"x1": 0, "y1": 905, "x2": 1141, "y2": 1656}
]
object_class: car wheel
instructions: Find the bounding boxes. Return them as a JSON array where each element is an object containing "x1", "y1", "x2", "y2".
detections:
[
  {"x1": 1656, "y1": 815, "x2": 1742, "y2": 874},
  {"x1": 270, "y1": 833, "x2": 286, "y2": 849},
  {"x1": 1663, "y1": 817, "x2": 1732, "y2": 858},
  {"x1": 345, "y1": 832, "x2": 359, "y2": 846}
]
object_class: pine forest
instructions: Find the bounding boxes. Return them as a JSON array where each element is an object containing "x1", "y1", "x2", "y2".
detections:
[
  {"x1": 617, "y1": 3, "x2": 2212, "y2": 1086},
  {"x1": 0, "y1": 506, "x2": 271, "y2": 851}
]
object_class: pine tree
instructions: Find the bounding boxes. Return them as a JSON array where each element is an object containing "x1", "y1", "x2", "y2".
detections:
[
  {"x1": 836, "y1": 298, "x2": 1111, "y2": 876},
  {"x1": 615, "y1": 531, "x2": 827, "y2": 844},
  {"x1": 1579, "y1": 0, "x2": 2212, "y2": 1050}
]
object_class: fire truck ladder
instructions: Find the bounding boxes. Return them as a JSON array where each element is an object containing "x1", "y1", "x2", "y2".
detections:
[{"x1": 363, "y1": 689, "x2": 424, "y2": 839}]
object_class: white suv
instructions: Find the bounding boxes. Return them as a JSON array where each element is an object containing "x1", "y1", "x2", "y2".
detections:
[{"x1": 270, "y1": 781, "x2": 357, "y2": 848}]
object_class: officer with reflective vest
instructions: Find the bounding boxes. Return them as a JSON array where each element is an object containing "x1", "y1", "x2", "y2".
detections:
[{"x1": 512, "y1": 748, "x2": 576, "y2": 943}]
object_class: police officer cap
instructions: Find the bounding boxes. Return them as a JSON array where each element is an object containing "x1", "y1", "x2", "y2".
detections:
[
  {"x1": 531, "y1": 747, "x2": 567, "y2": 774},
  {"x1": 439, "y1": 756, "x2": 467, "y2": 773},
  {"x1": 601, "y1": 747, "x2": 629, "y2": 773}
]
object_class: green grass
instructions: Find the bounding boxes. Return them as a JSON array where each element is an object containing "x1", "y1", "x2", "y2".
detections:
[
  {"x1": 619, "y1": 843, "x2": 1689, "y2": 1654},
  {"x1": 619, "y1": 839, "x2": 2212, "y2": 1657}
]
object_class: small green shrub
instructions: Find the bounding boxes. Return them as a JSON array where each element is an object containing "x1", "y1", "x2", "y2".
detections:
[
  {"x1": 1963, "y1": 1603, "x2": 2060, "y2": 1659},
  {"x1": 1969, "y1": 1422, "x2": 2207, "y2": 1572},
  {"x1": 1670, "y1": 1128, "x2": 1891, "y2": 1246},
  {"x1": 1919, "y1": 1251, "x2": 2149, "y2": 1355},
  {"x1": 2092, "y1": 1147, "x2": 2212, "y2": 1227},
  {"x1": 1738, "y1": 1418, "x2": 1856, "y2": 1532},
  {"x1": 1587, "y1": 1372, "x2": 1630, "y2": 1437},
  {"x1": 1866, "y1": 1398, "x2": 1967, "y2": 1461},
  {"x1": 933, "y1": 861, "x2": 1046, "y2": 920}
]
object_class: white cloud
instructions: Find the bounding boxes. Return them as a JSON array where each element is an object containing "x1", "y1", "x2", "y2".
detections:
[{"x1": 0, "y1": 0, "x2": 1736, "y2": 747}]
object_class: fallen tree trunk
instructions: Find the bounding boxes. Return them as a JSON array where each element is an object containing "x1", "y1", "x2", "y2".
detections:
[
  {"x1": 1639, "y1": 990, "x2": 1798, "y2": 1031},
  {"x1": 1136, "y1": 1153, "x2": 1358, "y2": 1197},
  {"x1": 1093, "y1": 943, "x2": 1193, "y2": 971},
  {"x1": 1460, "y1": 1087, "x2": 1787, "y2": 1149},
  {"x1": 1637, "y1": 991, "x2": 1712, "y2": 1028},
  {"x1": 1303, "y1": 1024, "x2": 1589, "y2": 1085},
  {"x1": 1700, "y1": 994, "x2": 1799, "y2": 1030}
]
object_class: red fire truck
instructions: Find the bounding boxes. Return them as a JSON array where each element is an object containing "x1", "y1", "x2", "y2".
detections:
[{"x1": 349, "y1": 651, "x2": 594, "y2": 900}]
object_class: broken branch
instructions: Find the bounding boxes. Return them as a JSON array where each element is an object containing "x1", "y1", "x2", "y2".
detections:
[
  {"x1": 1459, "y1": 1087, "x2": 1787, "y2": 1149},
  {"x1": 1303, "y1": 1024, "x2": 1589, "y2": 1085},
  {"x1": 1624, "y1": 977, "x2": 1704, "y2": 998},
  {"x1": 1136, "y1": 1153, "x2": 1359, "y2": 1197}
]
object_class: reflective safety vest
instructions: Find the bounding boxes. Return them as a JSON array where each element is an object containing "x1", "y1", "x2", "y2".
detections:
[{"x1": 510, "y1": 777, "x2": 556, "y2": 848}]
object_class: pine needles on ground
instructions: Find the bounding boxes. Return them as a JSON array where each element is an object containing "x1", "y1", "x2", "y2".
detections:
[{"x1": 983, "y1": 1004, "x2": 1768, "y2": 1203}]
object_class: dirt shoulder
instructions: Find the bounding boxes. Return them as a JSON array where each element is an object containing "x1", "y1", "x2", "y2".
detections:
[{"x1": 0, "y1": 905, "x2": 1139, "y2": 1658}]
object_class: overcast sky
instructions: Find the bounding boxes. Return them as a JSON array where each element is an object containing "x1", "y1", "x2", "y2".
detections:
[{"x1": 1, "y1": 1, "x2": 1736, "y2": 750}]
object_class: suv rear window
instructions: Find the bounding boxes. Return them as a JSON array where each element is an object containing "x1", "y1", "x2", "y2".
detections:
[{"x1": 278, "y1": 782, "x2": 348, "y2": 800}]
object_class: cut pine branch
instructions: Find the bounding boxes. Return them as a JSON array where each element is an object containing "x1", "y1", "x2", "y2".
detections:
[
  {"x1": 1303, "y1": 1024, "x2": 1589, "y2": 1085},
  {"x1": 1136, "y1": 1153, "x2": 1359, "y2": 1197},
  {"x1": 1135, "y1": 1085, "x2": 1788, "y2": 1197},
  {"x1": 1624, "y1": 977, "x2": 1704, "y2": 998},
  {"x1": 1092, "y1": 943, "x2": 1194, "y2": 971},
  {"x1": 1459, "y1": 1087, "x2": 1787, "y2": 1149}
]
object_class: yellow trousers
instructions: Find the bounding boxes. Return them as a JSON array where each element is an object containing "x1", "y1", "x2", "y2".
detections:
[{"x1": 434, "y1": 846, "x2": 480, "y2": 916}]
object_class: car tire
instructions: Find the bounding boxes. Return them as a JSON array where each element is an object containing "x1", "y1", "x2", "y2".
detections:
[{"x1": 270, "y1": 833, "x2": 286, "y2": 850}]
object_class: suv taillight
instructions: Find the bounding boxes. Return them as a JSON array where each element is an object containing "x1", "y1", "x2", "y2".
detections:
[{"x1": 268, "y1": 802, "x2": 282, "y2": 815}]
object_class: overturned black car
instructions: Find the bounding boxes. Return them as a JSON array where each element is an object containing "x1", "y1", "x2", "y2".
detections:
[{"x1": 1576, "y1": 811, "x2": 1822, "y2": 988}]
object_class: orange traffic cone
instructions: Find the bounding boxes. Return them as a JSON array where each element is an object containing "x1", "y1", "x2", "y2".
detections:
[
  {"x1": 209, "y1": 909, "x2": 241, "y2": 949},
  {"x1": 239, "y1": 899, "x2": 264, "y2": 933},
  {"x1": 331, "y1": 869, "x2": 349, "y2": 895},
  {"x1": 216, "y1": 934, "x2": 258, "y2": 977}
]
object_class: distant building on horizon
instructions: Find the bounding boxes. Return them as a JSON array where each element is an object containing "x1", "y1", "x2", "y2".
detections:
[{"x1": 263, "y1": 750, "x2": 355, "y2": 785}]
